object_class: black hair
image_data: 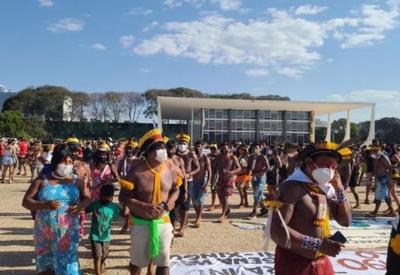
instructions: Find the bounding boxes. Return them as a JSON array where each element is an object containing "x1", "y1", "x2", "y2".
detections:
[
  {"x1": 143, "y1": 141, "x2": 164, "y2": 158},
  {"x1": 50, "y1": 143, "x2": 73, "y2": 172},
  {"x1": 100, "y1": 184, "x2": 115, "y2": 198},
  {"x1": 166, "y1": 140, "x2": 176, "y2": 149},
  {"x1": 194, "y1": 140, "x2": 204, "y2": 146}
]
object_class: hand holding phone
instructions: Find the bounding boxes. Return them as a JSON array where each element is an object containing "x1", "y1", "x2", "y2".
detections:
[{"x1": 329, "y1": 231, "x2": 347, "y2": 244}]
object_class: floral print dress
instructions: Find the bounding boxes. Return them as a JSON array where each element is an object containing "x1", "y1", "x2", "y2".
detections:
[{"x1": 34, "y1": 176, "x2": 81, "y2": 274}]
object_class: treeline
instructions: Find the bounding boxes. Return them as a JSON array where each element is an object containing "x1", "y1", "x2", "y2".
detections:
[{"x1": 2, "y1": 85, "x2": 290, "y2": 122}]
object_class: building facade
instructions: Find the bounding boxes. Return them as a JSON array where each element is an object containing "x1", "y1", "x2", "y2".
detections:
[
  {"x1": 202, "y1": 109, "x2": 311, "y2": 144},
  {"x1": 157, "y1": 96, "x2": 376, "y2": 145}
]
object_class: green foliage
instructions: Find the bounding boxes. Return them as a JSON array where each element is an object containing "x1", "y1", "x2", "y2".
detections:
[
  {"x1": 2, "y1": 85, "x2": 70, "y2": 121},
  {"x1": 0, "y1": 111, "x2": 29, "y2": 138}
]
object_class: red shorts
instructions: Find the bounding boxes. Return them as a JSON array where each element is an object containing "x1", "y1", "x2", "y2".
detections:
[
  {"x1": 274, "y1": 246, "x2": 334, "y2": 275},
  {"x1": 216, "y1": 180, "x2": 234, "y2": 197}
]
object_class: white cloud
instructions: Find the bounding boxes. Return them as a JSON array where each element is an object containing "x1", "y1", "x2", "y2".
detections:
[
  {"x1": 211, "y1": 0, "x2": 242, "y2": 11},
  {"x1": 125, "y1": 8, "x2": 153, "y2": 16},
  {"x1": 92, "y1": 43, "x2": 107, "y2": 51},
  {"x1": 163, "y1": 0, "x2": 184, "y2": 8},
  {"x1": 326, "y1": 89, "x2": 400, "y2": 119},
  {"x1": 38, "y1": 0, "x2": 53, "y2": 7},
  {"x1": 48, "y1": 18, "x2": 84, "y2": 33},
  {"x1": 163, "y1": 0, "x2": 242, "y2": 11},
  {"x1": 134, "y1": 13, "x2": 324, "y2": 73},
  {"x1": 245, "y1": 68, "x2": 268, "y2": 77},
  {"x1": 295, "y1": 5, "x2": 328, "y2": 15},
  {"x1": 142, "y1": 21, "x2": 160, "y2": 32},
  {"x1": 328, "y1": 1, "x2": 400, "y2": 48},
  {"x1": 120, "y1": 35, "x2": 135, "y2": 48},
  {"x1": 276, "y1": 67, "x2": 304, "y2": 78},
  {"x1": 140, "y1": 68, "x2": 150, "y2": 73},
  {"x1": 135, "y1": 0, "x2": 400, "y2": 78}
]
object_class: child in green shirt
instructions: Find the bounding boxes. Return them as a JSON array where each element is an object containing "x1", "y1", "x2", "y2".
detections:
[{"x1": 86, "y1": 184, "x2": 123, "y2": 275}]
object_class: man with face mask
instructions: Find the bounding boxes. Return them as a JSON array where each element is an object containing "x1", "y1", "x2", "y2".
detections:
[
  {"x1": 90, "y1": 142, "x2": 119, "y2": 202},
  {"x1": 119, "y1": 129, "x2": 180, "y2": 275},
  {"x1": 270, "y1": 143, "x2": 351, "y2": 275},
  {"x1": 173, "y1": 133, "x2": 200, "y2": 237},
  {"x1": 117, "y1": 139, "x2": 139, "y2": 234},
  {"x1": 192, "y1": 140, "x2": 211, "y2": 228}
]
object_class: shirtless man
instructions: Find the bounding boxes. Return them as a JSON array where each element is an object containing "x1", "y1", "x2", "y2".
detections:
[
  {"x1": 287, "y1": 145, "x2": 299, "y2": 177},
  {"x1": 119, "y1": 129, "x2": 179, "y2": 275},
  {"x1": 192, "y1": 141, "x2": 211, "y2": 227},
  {"x1": 166, "y1": 140, "x2": 187, "y2": 232},
  {"x1": 207, "y1": 145, "x2": 220, "y2": 211},
  {"x1": 215, "y1": 143, "x2": 241, "y2": 223},
  {"x1": 117, "y1": 140, "x2": 139, "y2": 233},
  {"x1": 368, "y1": 146, "x2": 395, "y2": 217},
  {"x1": 174, "y1": 133, "x2": 199, "y2": 237},
  {"x1": 271, "y1": 144, "x2": 351, "y2": 275},
  {"x1": 247, "y1": 144, "x2": 270, "y2": 219},
  {"x1": 235, "y1": 145, "x2": 251, "y2": 208}
]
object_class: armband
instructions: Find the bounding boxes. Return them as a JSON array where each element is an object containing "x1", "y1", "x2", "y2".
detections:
[
  {"x1": 301, "y1": 236, "x2": 322, "y2": 251},
  {"x1": 119, "y1": 179, "x2": 134, "y2": 191},
  {"x1": 336, "y1": 189, "x2": 347, "y2": 203}
]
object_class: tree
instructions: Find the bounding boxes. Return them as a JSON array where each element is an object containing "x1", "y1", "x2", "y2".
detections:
[
  {"x1": 71, "y1": 92, "x2": 90, "y2": 121},
  {"x1": 2, "y1": 85, "x2": 71, "y2": 121},
  {"x1": 104, "y1": 92, "x2": 125, "y2": 122},
  {"x1": 330, "y1": 118, "x2": 360, "y2": 143},
  {"x1": 88, "y1": 93, "x2": 102, "y2": 121},
  {"x1": 98, "y1": 94, "x2": 110, "y2": 122},
  {"x1": 124, "y1": 92, "x2": 144, "y2": 122},
  {"x1": 0, "y1": 111, "x2": 29, "y2": 138},
  {"x1": 24, "y1": 116, "x2": 47, "y2": 138}
]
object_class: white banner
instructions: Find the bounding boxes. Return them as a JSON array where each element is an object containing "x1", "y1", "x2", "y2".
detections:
[{"x1": 170, "y1": 250, "x2": 387, "y2": 274}]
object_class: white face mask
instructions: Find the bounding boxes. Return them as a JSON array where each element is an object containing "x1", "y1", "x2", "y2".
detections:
[
  {"x1": 370, "y1": 154, "x2": 377, "y2": 159},
  {"x1": 288, "y1": 152, "x2": 296, "y2": 158},
  {"x1": 57, "y1": 163, "x2": 74, "y2": 178},
  {"x1": 155, "y1": 149, "x2": 168, "y2": 163},
  {"x1": 268, "y1": 150, "x2": 273, "y2": 155},
  {"x1": 311, "y1": 167, "x2": 334, "y2": 186},
  {"x1": 177, "y1": 144, "x2": 188, "y2": 152}
]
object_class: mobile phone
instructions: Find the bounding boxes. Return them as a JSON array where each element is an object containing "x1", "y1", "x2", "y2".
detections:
[{"x1": 329, "y1": 231, "x2": 347, "y2": 244}]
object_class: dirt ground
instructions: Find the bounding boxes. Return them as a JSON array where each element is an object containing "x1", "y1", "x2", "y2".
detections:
[{"x1": 0, "y1": 173, "x2": 386, "y2": 274}]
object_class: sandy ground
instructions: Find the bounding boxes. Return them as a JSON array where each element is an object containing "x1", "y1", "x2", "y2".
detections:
[{"x1": 0, "y1": 172, "x2": 389, "y2": 274}]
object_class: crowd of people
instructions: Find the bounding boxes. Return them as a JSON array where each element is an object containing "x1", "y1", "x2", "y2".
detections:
[{"x1": 4, "y1": 131, "x2": 398, "y2": 274}]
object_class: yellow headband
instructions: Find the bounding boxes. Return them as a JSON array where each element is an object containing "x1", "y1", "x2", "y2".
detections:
[{"x1": 176, "y1": 133, "x2": 190, "y2": 143}]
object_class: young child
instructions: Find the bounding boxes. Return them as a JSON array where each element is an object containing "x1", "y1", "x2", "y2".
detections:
[{"x1": 86, "y1": 184, "x2": 123, "y2": 275}]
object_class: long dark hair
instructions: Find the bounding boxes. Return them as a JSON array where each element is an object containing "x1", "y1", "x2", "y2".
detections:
[{"x1": 50, "y1": 143, "x2": 73, "y2": 172}]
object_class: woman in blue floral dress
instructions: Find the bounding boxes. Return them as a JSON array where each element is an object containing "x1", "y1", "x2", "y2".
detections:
[{"x1": 23, "y1": 143, "x2": 91, "y2": 275}]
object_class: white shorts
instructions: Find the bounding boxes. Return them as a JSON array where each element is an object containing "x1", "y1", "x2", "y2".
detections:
[{"x1": 130, "y1": 222, "x2": 173, "y2": 268}]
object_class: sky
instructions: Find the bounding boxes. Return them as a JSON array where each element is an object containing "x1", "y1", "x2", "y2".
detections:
[{"x1": 1, "y1": 0, "x2": 400, "y2": 122}]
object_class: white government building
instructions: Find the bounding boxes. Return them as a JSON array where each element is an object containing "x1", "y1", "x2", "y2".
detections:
[{"x1": 157, "y1": 96, "x2": 376, "y2": 145}]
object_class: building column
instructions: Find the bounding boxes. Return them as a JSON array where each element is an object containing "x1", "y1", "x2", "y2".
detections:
[
  {"x1": 342, "y1": 110, "x2": 351, "y2": 142},
  {"x1": 363, "y1": 104, "x2": 376, "y2": 146},
  {"x1": 309, "y1": 111, "x2": 316, "y2": 143},
  {"x1": 324, "y1": 114, "x2": 332, "y2": 142},
  {"x1": 255, "y1": 110, "x2": 261, "y2": 143},
  {"x1": 200, "y1": 108, "x2": 204, "y2": 141},
  {"x1": 282, "y1": 111, "x2": 287, "y2": 143},
  {"x1": 190, "y1": 107, "x2": 194, "y2": 147},
  {"x1": 228, "y1": 109, "x2": 233, "y2": 142},
  {"x1": 157, "y1": 98, "x2": 163, "y2": 132}
]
